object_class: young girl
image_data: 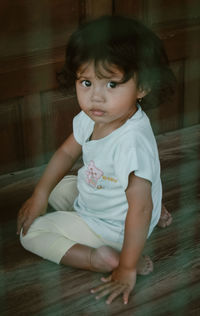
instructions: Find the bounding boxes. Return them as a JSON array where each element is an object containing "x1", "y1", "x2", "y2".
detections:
[{"x1": 17, "y1": 16, "x2": 175, "y2": 305}]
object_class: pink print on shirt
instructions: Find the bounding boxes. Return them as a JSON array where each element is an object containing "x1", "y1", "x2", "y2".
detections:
[{"x1": 86, "y1": 160, "x2": 103, "y2": 188}]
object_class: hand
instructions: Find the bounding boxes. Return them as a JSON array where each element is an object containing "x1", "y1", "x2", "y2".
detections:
[
  {"x1": 17, "y1": 192, "x2": 48, "y2": 236},
  {"x1": 91, "y1": 266, "x2": 136, "y2": 305}
]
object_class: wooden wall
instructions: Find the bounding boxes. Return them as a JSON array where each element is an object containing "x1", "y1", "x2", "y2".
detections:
[{"x1": 0, "y1": 0, "x2": 200, "y2": 175}]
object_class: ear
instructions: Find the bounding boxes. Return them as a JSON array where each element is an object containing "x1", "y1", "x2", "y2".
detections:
[{"x1": 137, "y1": 86, "x2": 151, "y2": 99}]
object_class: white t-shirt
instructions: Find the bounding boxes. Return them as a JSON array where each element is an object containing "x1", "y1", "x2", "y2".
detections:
[{"x1": 73, "y1": 106, "x2": 162, "y2": 244}]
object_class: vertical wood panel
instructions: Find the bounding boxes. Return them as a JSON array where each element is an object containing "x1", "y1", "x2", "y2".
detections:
[
  {"x1": 20, "y1": 94, "x2": 45, "y2": 168},
  {"x1": 0, "y1": 0, "x2": 81, "y2": 174},
  {"x1": 84, "y1": 0, "x2": 113, "y2": 19},
  {"x1": 145, "y1": 62, "x2": 183, "y2": 134},
  {"x1": 0, "y1": 0, "x2": 80, "y2": 58},
  {"x1": 158, "y1": 62, "x2": 184, "y2": 133},
  {"x1": 0, "y1": 100, "x2": 24, "y2": 174},
  {"x1": 183, "y1": 58, "x2": 200, "y2": 127},
  {"x1": 114, "y1": 0, "x2": 144, "y2": 19},
  {"x1": 148, "y1": 0, "x2": 200, "y2": 26},
  {"x1": 42, "y1": 90, "x2": 80, "y2": 161}
]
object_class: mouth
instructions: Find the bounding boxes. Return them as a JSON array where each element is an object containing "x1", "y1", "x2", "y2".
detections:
[{"x1": 90, "y1": 109, "x2": 105, "y2": 117}]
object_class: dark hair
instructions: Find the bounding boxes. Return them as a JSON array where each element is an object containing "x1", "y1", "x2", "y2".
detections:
[{"x1": 58, "y1": 15, "x2": 176, "y2": 108}]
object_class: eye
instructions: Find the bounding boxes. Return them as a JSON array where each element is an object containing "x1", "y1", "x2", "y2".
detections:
[
  {"x1": 107, "y1": 81, "x2": 118, "y2": 88},
  {"x1": 81, "y1": 80, "x2": 91, "y2": 87}
]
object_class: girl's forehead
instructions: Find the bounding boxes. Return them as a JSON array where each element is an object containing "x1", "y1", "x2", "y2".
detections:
[{"x1": 77, "y1": 61, "x2": 124, "y2": 79}]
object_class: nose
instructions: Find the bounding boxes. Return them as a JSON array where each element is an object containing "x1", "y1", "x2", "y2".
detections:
[{"x1": 90, "y1": 85, "x2": 105, "y2": 103}]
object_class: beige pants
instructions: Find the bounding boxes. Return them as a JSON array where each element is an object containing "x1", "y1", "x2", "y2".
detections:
[{"x1": 20, "y1": 175, "x2": 121, "y2": 264}]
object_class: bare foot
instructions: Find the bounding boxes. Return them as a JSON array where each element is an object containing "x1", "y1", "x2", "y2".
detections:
[
  {"x1": 137, "y1": 255, "x2": 154, "y2": 275},
  {"x1": 91, "y1": 247, "x2": 154, "y2": 276},
  {"x1": 157, "y1": 204, "x2": 173, "y2": 228}
]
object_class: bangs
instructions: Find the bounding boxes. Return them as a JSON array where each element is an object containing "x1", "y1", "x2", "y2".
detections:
[
  {"x1": 95, "y1": 60, "x2": 134, "y2": 83},
  {"x1": 76, "y1": 58, "x2": 134, "y2": 83}
]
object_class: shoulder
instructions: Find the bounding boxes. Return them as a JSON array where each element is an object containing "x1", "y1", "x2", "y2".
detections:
[
  {"x1": 121, "y1": 107, "x2": 156, "y2": 150},
  {"x1": 114, "y1": 108, "x2": 158, "y2": 164},
  {"x1": 73, "y1": 111, "x2": 94, "y2": 145},
  {"x1": 73, "y1": 110, "x2": 93, "y2": 125}
]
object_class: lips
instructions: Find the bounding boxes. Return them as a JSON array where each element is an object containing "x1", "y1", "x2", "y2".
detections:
[{"x1": 90, "y1": 109, "x2": 105, "y2": 116}]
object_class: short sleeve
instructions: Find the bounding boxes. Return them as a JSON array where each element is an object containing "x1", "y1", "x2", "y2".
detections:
[
  {"x1": 114, "y1": 143, "x2": 154, "y2": 190},
  {"x1": 73, "y1": 111, "x2": 94, "y2": 145}
]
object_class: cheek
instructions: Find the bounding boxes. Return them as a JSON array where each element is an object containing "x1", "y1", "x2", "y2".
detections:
[
  {"x1": 76, "y1": 89, "x2": 83, "y2": 102},
  {"x1": 76, "y1": 91, "x2": 88, "y2": 109},
  {"x1": 122, "y1": 90, "x2": 138, "y2": 104}
]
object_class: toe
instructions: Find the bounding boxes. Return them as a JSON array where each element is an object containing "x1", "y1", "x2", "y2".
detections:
[
  {"x1": 137, "y1": 255, "x2": 153, "y2": 276},
  {"x1": 157, "y1": 208, "x2": 173, "y2": 228}
]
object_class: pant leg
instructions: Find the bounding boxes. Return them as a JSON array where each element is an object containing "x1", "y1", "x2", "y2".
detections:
[
  {"x1": 20, "y1": 175, "x2": 121, "y2": 264},
  {"x1": 20, "y1": 211, "x2": 106, "y2": 264},
  {"x1": 21, "y1": 175, "x2": 80, "y2": 263},
  {"x1": 48, "y1": 175, "x2": 78, "y2": 212}
]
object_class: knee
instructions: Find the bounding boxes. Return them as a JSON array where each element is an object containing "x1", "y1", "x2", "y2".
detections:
[
  {"x1": 48, "y1": 176, "x2": 78, "y2": 212},
  {"x1": 19, "y1": 228, "x2": 37, "y2": 254}
]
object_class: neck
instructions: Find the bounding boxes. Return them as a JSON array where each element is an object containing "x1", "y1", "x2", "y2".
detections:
[{"x1": 91, "y1": 107, "x2": 138, "y2": 140}]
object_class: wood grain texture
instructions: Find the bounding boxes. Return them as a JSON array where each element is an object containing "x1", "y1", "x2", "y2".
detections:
[
  {"x1": 0, "y1": 0, "x2": 80, "y2": 58},
  {"x1": 114, "y1": 0, "x2": 144, "y2": 20},
  {"x1": 84, "y1": 0, "x2": 113, "y2": 19},
  {"x1": 20, "y1": 94, "x2": 45, "y2": 168},
  {"x1": 41, "y1": 91, "x2": 80, "y2": 161},
  {"x1": 0, "y1": 125, "x2": 199, "y2": 315},
  {"x1": 0, "y1": 99, "x2": 24, "y2": 174}
]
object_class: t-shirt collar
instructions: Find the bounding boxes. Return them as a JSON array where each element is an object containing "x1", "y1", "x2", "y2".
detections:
[{"x1": 129, "y1": 104, "x2": 143, "y2": 121}]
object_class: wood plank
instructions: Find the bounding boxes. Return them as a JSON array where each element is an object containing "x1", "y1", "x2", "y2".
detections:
[
  {"x1": 148, "y1": 0, "x2": 200, "y2": 27},
  {"x1": 146, "y1": 61, "x2": 184, "y2": 134},
  {"x1": 159, "y1": 25, "x2": 200, "y2": 60},
  {"x1": 20, "y1": 93, "x2": 45, "y2": 168},
  {"x1": 0, "y1": 54, "x2": 64, "y2": 101},
  {"x1": 0, "y1": 178, "x2": 199, "y2": 314},
  {"x1": 84, "y1": 0, "x2": 113, "y2": 19},
  {"x1": 42, "y1": 90, "x2": 80, "y2": 161},
  {"x1": 183, "y1": 58, "x2": 200, "y2": 127},
  {"x1": 0, "y1": 0, "x2": 80, "y2": 101},
  {"x1": 0, "y1": 0, "x2": 80, "y2": 58},
  {"x1": 114, "y1": 0, "x2": 144, "y2": 20},
  {"x1": 0, "y1": 98, "x2": 24, "y2": 175}
]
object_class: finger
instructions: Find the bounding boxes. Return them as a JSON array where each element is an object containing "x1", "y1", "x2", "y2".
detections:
[
  {"x1": 95, "y1": 284, "x2": 120, "y2": 300},
  {"x1": 17, "y1": 219, "x2": 22, "y2": 235},
  {"x1": 21, "y1": 216, "x2": 35, "y2": 236},
  {"x1": 123, "y1": 287, "x2": 131, "y2": 305},
  {"x1": 22, "y1": 221, "x2": 31, "y2": 236},
  {"x1": 101, "y1": 275, "x2": 112, "y2": 283},
  {"x1": 106, "y1": 285, "x2": 126, "y2": 305},
  {"x1": 91, "y1": 281, "x2": 114, "y2": 294},
  {"x1": 17, "y1": 213, "x2": 25, "y2": 235}
]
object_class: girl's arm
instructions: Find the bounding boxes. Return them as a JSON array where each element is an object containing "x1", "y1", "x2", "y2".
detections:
[
  {"x1": 91, "y1": 172, "x2": 153, "y2": 304},
  {"x1": 119, "y1": 172, "x2": 153, "y2": 271},
  {"x1": 17, "y1": 133, "x2": 82, "y2": 235}
]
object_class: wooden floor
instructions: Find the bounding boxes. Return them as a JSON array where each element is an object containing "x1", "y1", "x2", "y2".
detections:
[{"x1": 0, "y1": 125, "x2": 200, "y2": 316}]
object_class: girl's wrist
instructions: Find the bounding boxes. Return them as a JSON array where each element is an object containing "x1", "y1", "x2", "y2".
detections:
[
  {"x1": 113, "y1": 265, "x2": 137, "y2": 283},
  {"x1": 117, "y1": 260, "x2": 137, "y2": 273},
  {"x1": 118, "y1": 248, "x2": 139, "y2": 272},
  {"x1": 118, "y1": 264, "x2": 137, "y2": 273},
  {"x1": 33, "y1": 186, "x2": 50, "y2": 201}
]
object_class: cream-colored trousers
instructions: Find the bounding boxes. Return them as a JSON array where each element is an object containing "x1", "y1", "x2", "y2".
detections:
[{"x1": 20, "y1": 175, "x2": 121, "y2": 264}]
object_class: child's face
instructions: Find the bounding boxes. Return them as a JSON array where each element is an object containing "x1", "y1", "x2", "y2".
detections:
[{"x1": 75, "y1": 61, "x2": 145, "y2": 128}]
